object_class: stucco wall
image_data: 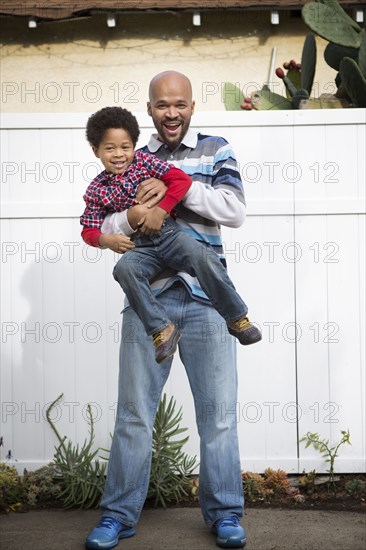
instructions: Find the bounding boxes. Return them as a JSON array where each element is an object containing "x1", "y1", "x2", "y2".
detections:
[{"x1": 1, "y1": 10, "x2": 338, "y2": 113}]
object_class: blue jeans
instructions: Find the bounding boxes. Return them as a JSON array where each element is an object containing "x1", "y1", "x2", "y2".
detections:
[
  {"x1": 113, "y1": 218, "x2": 248, "y2": 335},
  {"x1": 100, "y1": 283, "x2": 244, "y2": 526}
]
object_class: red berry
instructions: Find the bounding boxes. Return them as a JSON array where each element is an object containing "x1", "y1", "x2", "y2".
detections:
[
  {"x1": 289, "y1": 59, "x2": 297, "y2": 69},
  {"x1": 244, "y1": 97, "x2": 252, "y2": 103},
  {"x1": 296, "y1": 63, "x2": 302, "y2": 70},
  {"x1": 275, "y1": 67, "x2": 285, "y2": 79},
  {"x1": 240, "y1": 103, "x2": 252, "y2": 110}
]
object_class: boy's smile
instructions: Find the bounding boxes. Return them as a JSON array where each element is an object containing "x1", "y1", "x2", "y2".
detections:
[{"x1": 93, "y1": 128, "x2": 135, "y2": 175}]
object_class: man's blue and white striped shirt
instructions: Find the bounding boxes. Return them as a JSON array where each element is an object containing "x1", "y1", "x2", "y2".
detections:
[{"x1": 140, "y1": 129, "x2": 246, "y2": 303}]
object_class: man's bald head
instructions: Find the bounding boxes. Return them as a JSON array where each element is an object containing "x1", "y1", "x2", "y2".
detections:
[
  {"x1": 147, "y1": 70, "x2": 195, "y2": 150},
  {"x1": 148, "y1": 71, "x2": 193, "y2": 103}
]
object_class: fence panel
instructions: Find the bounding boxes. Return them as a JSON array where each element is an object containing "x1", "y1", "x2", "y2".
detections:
[{"x1": 0, "y1": 110, "x2": 365, "y2": 473}]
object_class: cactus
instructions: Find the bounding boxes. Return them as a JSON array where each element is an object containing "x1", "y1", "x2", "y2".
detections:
[
  {"x1": 275, "y1": 67, "x2": 311, "y2": 109},
  {"x1": 302, "y1": 1, "x2": 365, "y2": 107},
  {"x1": 339, "y1": 57, "x2": 366, "y2": 107},
  {"x1": 223, "y1": 83, "x2": 246, "y2": 111},
  {"x1": 324, "y1": 42, "x2": 359, "y2": 71},
  {"x1": 273, "y1": 32, "x2": 316, "y2": 109},
  {"x1": 302, "y1": 1, "x2": 362, "y2": 48},
  {"x1": 301, "y1": 32, "x2": 317, "y2": 93},
  {"x1": 358, "y1": 29, "x2": 366, "y2": 78},
  {"x1": 282, "y1": 60, "x2": 302, "y2": 99},
  {"x1": 223, "y1": 1, "x2": 362, "y2": 111},
  {"x1": 250, "y1": 85, "x2": 292, "y2": 110}
]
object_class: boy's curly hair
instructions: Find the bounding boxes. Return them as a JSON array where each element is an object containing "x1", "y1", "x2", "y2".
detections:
[{"x1": 86, "y1": 107, "x2": 140, "y2": 148}]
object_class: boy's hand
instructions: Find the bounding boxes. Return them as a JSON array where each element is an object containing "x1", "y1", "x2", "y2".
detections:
[
  {"x1": 98, "y1": 234, "x2": 135, "y2": 254},
  {"x1": 138, "y1": 206, "x2": 169, "y2": 235},
  {"x1": 136, "y1": 178, "x2": 167, "y2": 206}
]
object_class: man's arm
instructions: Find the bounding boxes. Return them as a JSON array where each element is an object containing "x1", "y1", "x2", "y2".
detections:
[
  {"x1": 181, "y1": 139, "x2": 246, "y2": 228},
  {"x1": 181, "y1": 183, "x2": 246, "y2": 228}
]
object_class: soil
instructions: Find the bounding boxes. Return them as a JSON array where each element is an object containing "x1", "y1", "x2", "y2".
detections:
[
  {"x1": 243, "y1": 473, "x2": 366, "y2": 513},
  {"x1": 144, "y1": 473, "x2": 366, "y2": 514},
  {"x1": 2, "y1": 473, "x2": 365, "y2": 515}
]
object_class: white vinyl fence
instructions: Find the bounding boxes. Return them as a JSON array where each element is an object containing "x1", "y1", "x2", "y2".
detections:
[{"x1": 1, "y1": 109, "x2": 365, "y2": 474}]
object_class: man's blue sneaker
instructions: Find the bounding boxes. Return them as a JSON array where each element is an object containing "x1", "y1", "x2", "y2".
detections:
[
  {"x1": 85, "y1": 516, "x2": 136, "y2": 549},
  {"x1": 211, "y1": 515, "x2": 246, "y2": 548}
]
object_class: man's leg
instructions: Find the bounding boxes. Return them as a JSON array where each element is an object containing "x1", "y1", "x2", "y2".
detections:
[
  {"x1": 86, "y1": 284, "x2": 244, "y2": 548},
  {"x1": 173, "y1": 286, "x2": 246, "y2": 548},
  {"x1": 172, "y1": 287, "x2": 244, "y2": 525},
  {"x1": 99, "y1": 306, "x2": 171, "y2": 527}
]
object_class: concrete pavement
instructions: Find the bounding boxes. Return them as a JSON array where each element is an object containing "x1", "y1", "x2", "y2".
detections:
[{"x1": 1, "y1": 507, "x2": 365, "y2": 550}]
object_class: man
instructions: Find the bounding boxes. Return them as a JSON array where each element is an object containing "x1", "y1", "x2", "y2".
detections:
[{"x1": 85, "y1": 71, "x2": 247, "y2": 549}]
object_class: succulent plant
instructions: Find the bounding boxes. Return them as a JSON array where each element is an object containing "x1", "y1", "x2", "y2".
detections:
[
  {"x1": 273, "y1": 32, "x2": 317, "y2": 109},
  {"x1": 302, "y1": 0, "x2": 363, "y2": 48},
  {"x1": 302, "y1": 0, "x2": 366, "y2": 106},
  {"x1": 223, "y1": 1, "x2": 363, "y2": 111},
  {"x1": 339, "y1": 56, "x2": 366, "y2": 107}
]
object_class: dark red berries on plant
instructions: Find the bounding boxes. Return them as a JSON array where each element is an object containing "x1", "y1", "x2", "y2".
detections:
[
  {"x1": 276, "y1": 67, "x2": 285, "y2": 79},
  {"x1": 240, "y1": 103, "x2": 253, "y2": 110}
]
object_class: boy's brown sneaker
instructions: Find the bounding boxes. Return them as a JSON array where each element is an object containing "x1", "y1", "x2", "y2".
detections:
[
  {"x1": 152, "y1": 323, "x2": 181, "y2": 364},
  {"x1": 227, "y1": 316, "x2": 262, "y2": 345}
]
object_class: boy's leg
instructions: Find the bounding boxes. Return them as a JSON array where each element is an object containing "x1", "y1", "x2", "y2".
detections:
[
  {"x1": 156, "y1": 224, "x2": 261, "y2": 346},
  {"x1": 157, "y1": 226, "x2": 248, "y2": 322},
  {"x1": 113, "y1": 247, "x2": 172, "y2": 336}
]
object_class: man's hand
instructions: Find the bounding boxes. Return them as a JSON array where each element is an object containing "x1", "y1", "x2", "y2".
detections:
[
  {"x1": 136, "y1": 178, "x2": 167, "y2": 206},
  {"x1": 98, "y1": 234, "x2": 135, "y2": 254},
  {"x1": 127, "y1": 203, "x2": 153, "y2": 230},
  {"x1": 138, "y1": 206, "x2": 169, "y2": 235}
]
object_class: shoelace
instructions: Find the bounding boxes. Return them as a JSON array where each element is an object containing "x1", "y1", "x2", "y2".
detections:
[
  {"x1": 152, "y1": 324, "x2": 176, "y2": 347},
  {"x1": 230, "y1": 317, "x2": 250, "y2": 331},
  {"x1": 152, "y1": 332, "x2": 164, "y2": 346},
  {"x1": 97, "y1": 517, "x2": 120, "y2": 530},
  {"x1": 217, "y1": 515, "x2": 240, "y2": 528}
]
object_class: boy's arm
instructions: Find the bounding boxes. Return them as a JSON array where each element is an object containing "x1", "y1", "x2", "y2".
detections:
[
  {"x1": 81, "y1": 226, "x2": 134, "y2": 253},
  {"x1": 157, "y1": 166, "x2": 192, "y2": 213},
  {"x1": 80, "y1": 187, "x2": 134, "y2": 252}
]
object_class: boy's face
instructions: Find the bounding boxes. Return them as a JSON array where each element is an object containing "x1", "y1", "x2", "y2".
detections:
[{"x1": 93, "y1": 128, "x2": 135, "y2": 175}]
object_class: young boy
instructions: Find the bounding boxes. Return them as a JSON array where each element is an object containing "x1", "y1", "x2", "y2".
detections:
[{"x1": 80, "y1": 106, "x2": 261, "y2": 363}]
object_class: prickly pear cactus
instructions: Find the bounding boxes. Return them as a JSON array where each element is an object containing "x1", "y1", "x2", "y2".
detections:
[
  {"x1": 302, "y1": 1, "x2": 362, "y2": 48},
  {"x1": 324, "y1": 42, "x2": 359, "y2": 71},
  {"x1": 301, "y1": 32, "x2": 317, "y2": 93},
  {"x1": 358, "y1": 29, "x2": 366, "y2": 78},
  {"x1": 339, "y1": 57, "x2": 366, "y2": 107},
  {"x1": 250, "y1": 86, "x2": 292, "y2": 110}
]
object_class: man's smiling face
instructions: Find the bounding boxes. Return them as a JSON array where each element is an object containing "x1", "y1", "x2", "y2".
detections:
[{"x1": 147, "y1": 72, "x2": 195, "y2": 151}]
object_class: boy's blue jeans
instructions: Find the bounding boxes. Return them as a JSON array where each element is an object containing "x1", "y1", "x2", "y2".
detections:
[
  {"x1": 112, "y1": 217, "x2": 248, "y2": 335},
  {"x1": 100, "y1": 282, "x2": 244, "y2": 526}
]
